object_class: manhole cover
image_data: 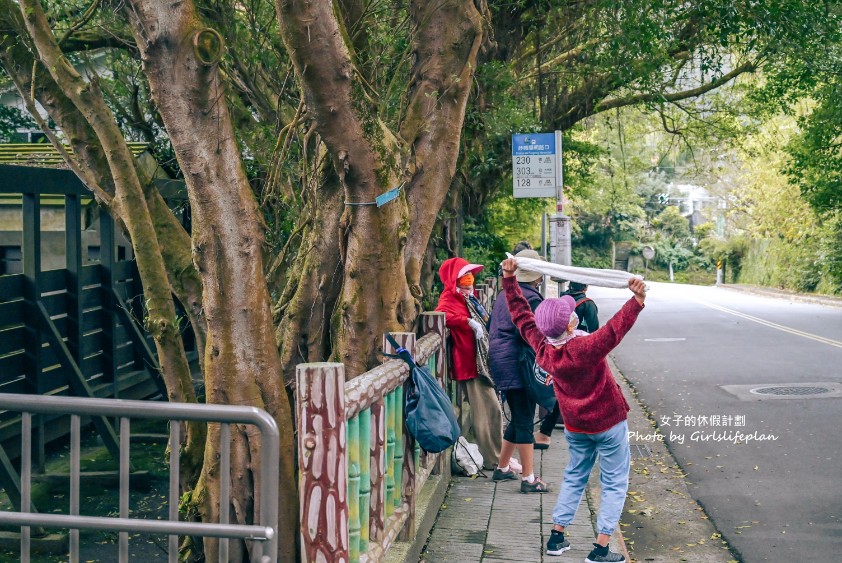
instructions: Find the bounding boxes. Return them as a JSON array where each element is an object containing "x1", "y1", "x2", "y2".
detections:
[
  {"x1": 750, "y1": 386, "x2": 831, "y2": 396},
  {"x1": 630, "y1": 443, "x2": 653, "y2": 459}
]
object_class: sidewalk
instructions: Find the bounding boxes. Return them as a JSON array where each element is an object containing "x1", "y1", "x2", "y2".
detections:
[
  {"x1": 420, "y1": 356, "x2": 738, "y2": 563},
  {"x1": 420, "y1": 417, "x2": 627, "y2": 562}
]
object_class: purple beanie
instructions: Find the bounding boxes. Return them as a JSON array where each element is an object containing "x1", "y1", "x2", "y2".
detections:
[{"x1": 534, "y1": 295, "x2": 577, "y2": 338}]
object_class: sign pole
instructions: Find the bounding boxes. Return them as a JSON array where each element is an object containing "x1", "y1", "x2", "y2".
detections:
[{"x1": 553, "y1": 130, "x2": 571, "y2": 272}]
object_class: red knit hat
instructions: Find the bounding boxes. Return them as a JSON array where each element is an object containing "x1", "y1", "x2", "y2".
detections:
[{"x1": 534, "y1": 295, "x2": 577, "y2": 338}]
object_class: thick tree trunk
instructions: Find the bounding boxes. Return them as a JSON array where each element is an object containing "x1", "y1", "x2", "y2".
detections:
[
  {"x1": 275, "y1": 0, "x2": 485, "y2": 380},
  {"x1": 1, "y1": 4, "x2": 206, "y2": 485},
  {"x1": 276, "y1": 0, "x2": 417, "y2": 377},
  {"x1": 401, "y1": 0, "x2": 485, "y2": 293},
  {"x1": 123, "y1": 1, "x2": 297, "y2": 560},
  {"x1": 17, "y1": 0, "x2": 196, "y2": 419}
]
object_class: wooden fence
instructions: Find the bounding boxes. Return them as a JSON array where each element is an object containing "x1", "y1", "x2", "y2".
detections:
[
  {"x1": 295, "y1": 283, "x2": 497, "y2": 563},
  {"x1": 0, "y1": 164, "x2": 188, "y2": 512}
]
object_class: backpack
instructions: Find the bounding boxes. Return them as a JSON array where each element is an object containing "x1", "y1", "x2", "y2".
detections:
[
  {"x1": 574, "y1": 296, "x2": 593, "y2": 332},
  {"x1": 517, "y1": 344, "x2": 557, "y2": 411},
  {"x1": 386, "y1": 333, "x2": 460, "y2": 453}
]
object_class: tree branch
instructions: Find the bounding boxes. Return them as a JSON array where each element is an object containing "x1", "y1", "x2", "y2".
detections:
[
  {"x1": 18, "y1": 0, "x2": 196, "y2": 411},
  {"x1": 401, "y1": 0, "x2": 485, "y2": 292},
  {"x1": 275, "y1": 0, "x2": 387, "y2": 200},
  {"x1": 595, "y1": 60, "x2": 758, "y2": 114}
]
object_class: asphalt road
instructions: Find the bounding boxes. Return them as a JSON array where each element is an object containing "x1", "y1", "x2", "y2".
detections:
[{"x1": 586, "y1": 281, "x2": 842, "y2": 562}]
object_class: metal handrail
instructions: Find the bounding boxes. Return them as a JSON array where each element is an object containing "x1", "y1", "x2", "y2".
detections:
[{"x1": 0, "y1": 393, "x2": 280, "y2": 563}]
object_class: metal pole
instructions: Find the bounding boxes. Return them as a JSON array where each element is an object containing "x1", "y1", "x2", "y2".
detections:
[
  {"x1": 541, "y1": 212, "x2": 547, "y2": 258},
  {"x1": 541, "y1": 213, "x2": 548, "y2": 298},
  {"x1": 554, "y1": 130, "x2": 572, "y2": 270},
  {"x1": 555, "y1": 130, "x2": 564, "y2": 214}
]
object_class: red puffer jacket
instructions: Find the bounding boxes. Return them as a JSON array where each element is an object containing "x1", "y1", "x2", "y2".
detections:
[{"x1": 435, "y1": 257, "x2": 484, "y2": 381}]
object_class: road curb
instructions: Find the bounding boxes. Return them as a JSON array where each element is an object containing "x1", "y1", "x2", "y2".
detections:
[{"x1": 718, "y1": 284, "x2": 842, "y2": 308}]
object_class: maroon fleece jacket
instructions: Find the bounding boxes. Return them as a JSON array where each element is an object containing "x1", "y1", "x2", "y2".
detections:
[{"x1": 503, "y1": 276, "x2": 644, "y2": 434}]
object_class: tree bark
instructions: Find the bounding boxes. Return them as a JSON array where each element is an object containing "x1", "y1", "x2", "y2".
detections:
[
  {"x1": 401, "y1": 0, "x2": 486, "y2": 295},
  {"x1": 275, "y1": 0, "x2": 485, "y2": 378},
  {"x1": 1, "y1": 1, "x2": 209, "y2": 488},
  {"x1": 122, "y1": 1, "x2": 297, "y2": 559},
  {"x1": 276, "y1": 0, "x2": 416, "y2": 377},
  {"x1": 17, "y1": 0, "x2": 197, "y2": 414}
]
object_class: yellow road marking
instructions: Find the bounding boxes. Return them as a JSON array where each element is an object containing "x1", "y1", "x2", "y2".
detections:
[{"x1": 693, "y1": 299, "x2": 842, "y2": 350}]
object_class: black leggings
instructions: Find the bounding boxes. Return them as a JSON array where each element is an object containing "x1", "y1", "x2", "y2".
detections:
[{"x1": 503, "y1": 388, "x2": 535, "y2": 444}]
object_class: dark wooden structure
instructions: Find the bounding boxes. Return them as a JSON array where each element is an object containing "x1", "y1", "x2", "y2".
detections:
[{"x1": 0, "y1": 164, "x2": 169, "y2": 510}]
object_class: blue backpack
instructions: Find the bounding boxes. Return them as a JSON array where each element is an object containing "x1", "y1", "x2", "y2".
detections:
[{"x1": 386, "y1": 333, "x2": 460, "y2": 453}]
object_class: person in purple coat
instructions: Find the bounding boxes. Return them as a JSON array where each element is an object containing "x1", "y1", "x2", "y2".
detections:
[{"x1": 488, "y1": 249, "x2": 550, "y2": 493}]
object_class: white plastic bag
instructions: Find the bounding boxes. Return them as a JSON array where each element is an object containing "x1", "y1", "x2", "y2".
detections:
[{"x1": 451, "y1": 436, "x2": 483, "y2": 476}]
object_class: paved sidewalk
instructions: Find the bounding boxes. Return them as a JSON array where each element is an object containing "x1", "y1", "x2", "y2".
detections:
[{"x1": 421, "y1": 426, "x2": 626, "y2": 562}]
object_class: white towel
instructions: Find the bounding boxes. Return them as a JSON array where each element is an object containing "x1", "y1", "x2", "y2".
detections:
[{"x1": 504, "y1": 253, "x2": 645, "y2": 290}]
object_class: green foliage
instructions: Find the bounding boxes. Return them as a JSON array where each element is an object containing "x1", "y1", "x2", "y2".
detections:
[
  {"x1": 0, "y1": 105, "x2": 37, "y2": 141},
  {"x1": 652, "y1": 206, "x2": 691, "y2": 241},
  {"x1": 461, "y1": 216, "x2": 511, "y2": 281},
  {"x1": 785, "y1": 90, "x2": 842, "y2": 211}
]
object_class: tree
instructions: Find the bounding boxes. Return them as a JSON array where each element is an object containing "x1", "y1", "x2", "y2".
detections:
[
  {"x1": 5, "y1": 0, "x2": 485, "y2": 558},
  {"x1": 7, "y1": 0, "x2": 841, "y2": 559}
]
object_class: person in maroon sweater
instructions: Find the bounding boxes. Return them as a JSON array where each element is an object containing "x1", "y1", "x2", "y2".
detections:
[{"x1": 500, "y1": 257, "x2": 646, "y2": 563}]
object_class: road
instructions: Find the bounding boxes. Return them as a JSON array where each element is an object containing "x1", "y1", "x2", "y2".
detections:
[{"x1": 586, "y1": 281, "x2": 842, "y2": 562}]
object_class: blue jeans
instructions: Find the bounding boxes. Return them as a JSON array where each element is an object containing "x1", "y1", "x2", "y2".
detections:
[{"x1": 552, "y1": 420, "x2": 630, "y2": 535}]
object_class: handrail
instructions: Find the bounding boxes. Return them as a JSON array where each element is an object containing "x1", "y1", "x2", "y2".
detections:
[{"x1": 0, "y1": 393, "x2": 280, "y2": 563}]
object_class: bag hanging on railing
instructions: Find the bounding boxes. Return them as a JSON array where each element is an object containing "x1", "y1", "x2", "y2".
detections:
[
  {"x1": 518, "y1": 344, "x2": 557, "y2": 411},
  {"x1": 385, "y1": 333, "x2": 460, "y2": 453}
]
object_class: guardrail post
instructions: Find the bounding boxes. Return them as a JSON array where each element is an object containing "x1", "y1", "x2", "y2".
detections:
[
  {"x1": 296, "y1": 363, "x2": 349, "y2": 563},
  {"x1": 383, "y1": 332, "x2": 416, "y2": 542}
]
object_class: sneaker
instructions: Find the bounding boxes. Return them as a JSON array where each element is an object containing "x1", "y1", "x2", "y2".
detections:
[
  {"x1": 585, "y1": 543, "x2": 625, "y2": 562},
  {"x1": 520, "y1": 477, "x2": 550, "y2": 493},
  {"x1": 509, "y1": 458, "x2": 522, "y2": 473},
  {"x1": 546, "y1": 529, "x2": 570, "y2": 556},
  {"x1": 492, "y1": 467, "x2": 517, "y2": 481}
]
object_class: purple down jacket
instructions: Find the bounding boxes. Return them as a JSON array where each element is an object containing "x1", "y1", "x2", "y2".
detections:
[{"x1": 488, "y1": 282, "x2": 543, "y2": 391}]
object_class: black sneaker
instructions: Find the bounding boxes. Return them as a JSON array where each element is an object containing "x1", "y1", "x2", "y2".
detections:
[
  {"x1": 546, "y1": 529, "x2": 570, "y2": 556},
  {"x1": 585, "y1": 542, "x2": 625, "y2": 562},
  {"x1": 492, "y1": 467, "x2": 517, "y2": 481}
]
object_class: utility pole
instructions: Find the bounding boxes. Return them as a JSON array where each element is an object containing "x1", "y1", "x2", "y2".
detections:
[{"x1": 551, "y1": 130, "x2": 571, "y2": 272}]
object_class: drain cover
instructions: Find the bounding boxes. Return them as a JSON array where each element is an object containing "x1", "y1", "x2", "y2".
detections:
[
  {"x1": 721, "y1": 382, "x2": 842, "y2": 401},
  {"x1": 751, "y1": 386, "x2": 831, "y2": 396},
  {"x1": 630, "y1": 443, "x2": 653, "y2": 459}
]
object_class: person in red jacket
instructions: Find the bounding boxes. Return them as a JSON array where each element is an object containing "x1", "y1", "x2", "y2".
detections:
[
  {"x1": 500, "y1": 257, "x2": 646, "y2": 563},
  {"x1": 436, "y1": 257, "x2": 501, "y2": 469}
]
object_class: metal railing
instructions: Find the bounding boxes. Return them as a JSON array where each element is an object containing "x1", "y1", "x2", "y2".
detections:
[{"x1": 0, "y1": 393, "x2": 279, "y2": 563}]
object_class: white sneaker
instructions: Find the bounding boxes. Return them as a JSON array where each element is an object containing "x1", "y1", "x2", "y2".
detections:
[{"x1": 509, "y1": 458, "x2": 522, "y2": 473}]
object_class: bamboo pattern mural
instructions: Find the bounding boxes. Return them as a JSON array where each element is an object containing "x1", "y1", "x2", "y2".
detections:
[{"x1": 296, "y1": 312, "x2": 467, "y2": 563}]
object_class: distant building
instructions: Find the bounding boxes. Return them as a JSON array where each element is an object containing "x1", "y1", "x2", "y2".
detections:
[{"x1": 664, "y1": 183, "x2": 722, "y2": 233}]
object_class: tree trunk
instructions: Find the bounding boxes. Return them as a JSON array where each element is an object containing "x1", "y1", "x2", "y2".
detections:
[
  {"x1": 1, "y1": 3, "x2": 206, "y2": 486},
  {"x1": 123, "y1": 1, "x2": 297, "y2": 559},
  {"x1": 275, "y1": 0, "x2": 485, "y2": 377},
  {"x1": 401, "y1": 0, "x2": 486, "y2": 293},
  {"x1": 17, "y1": 0, "x2": 197, "y2": 422},
  {"x1": 276, "y1": 0, "x2": 416, "y2": 377}
]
